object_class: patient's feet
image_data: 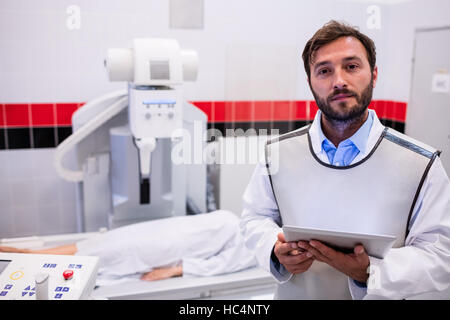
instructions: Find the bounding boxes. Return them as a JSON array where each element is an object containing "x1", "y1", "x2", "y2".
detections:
[
  {"x1": 140, "y1": 265, "x2": 183, "y2": 281},
  {"x1": 0, "y1": 246, "x2": 30, "y2": 253}
]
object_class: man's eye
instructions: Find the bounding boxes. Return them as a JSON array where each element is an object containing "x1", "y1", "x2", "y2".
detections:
[
  {"x1": 347, "y1": 64, "x2": 358, "y2": 70},
  {"x1": 318, "y1": 69, "x2": 329, "y2": 75}
]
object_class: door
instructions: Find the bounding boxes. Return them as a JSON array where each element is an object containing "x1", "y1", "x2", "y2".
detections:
[
  {"x1": 406, "y1": 27, "x2": 450, "y2": 175},
  {"x1": 405, "y1": 27, "x2": 450, "y2": 299}
]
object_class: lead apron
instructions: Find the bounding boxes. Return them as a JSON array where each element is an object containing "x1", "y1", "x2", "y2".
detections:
[{"x1": 265, "y1": 126, "x2": 439, "y2": 299}]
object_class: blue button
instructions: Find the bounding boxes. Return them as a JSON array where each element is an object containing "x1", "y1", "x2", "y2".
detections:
[
  {"x1": 62, "y1": 287, "x2": 69, "y2": 292},
  {"x1": 76, "y1": 265, "x2": 82, "y2": 269},
  {"x1": 55, "y1": 287, "x2": 62, "y2": 292},
  {"x1": 51, "y1": 264, "x2": 57, "y2": 268},
  {"x1": 4, "y1": 285, "x2": 12, "y2": 290},
  {"x1": 21, "y1": 292, "x2": 27, "y2": 297},
  {"x1": 29, "y1": 292, "x2": 35, "y2": 297},
  {"x1": 68, "y1": 264, "x2": 75, "y2": 268},
  {"x1": 54, "y1": 293, "x2": 63, "y2": 299},
  {"x1": 25, "y1": 285, "x2": 31, "y2": 291},
  {"x1": 0, "y1": 291, "x2": 7, "y2": 296}
]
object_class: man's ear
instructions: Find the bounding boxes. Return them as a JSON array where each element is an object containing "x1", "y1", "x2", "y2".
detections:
[{"x1": 372, "y1": 66, "x2": 378, "y2": 88}]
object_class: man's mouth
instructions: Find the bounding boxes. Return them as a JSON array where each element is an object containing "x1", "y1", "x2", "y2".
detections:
[{"x1": 331, "y1": 93, "x2": 355, "y2": 101}]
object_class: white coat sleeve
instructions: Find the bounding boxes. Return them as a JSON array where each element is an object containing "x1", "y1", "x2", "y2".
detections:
[
  {"x1": 350, "y1": 157, "x2": 450, "y2": 299},
  {"x1": 239, "y1": 160, "x2": 293, "y2": 283}
]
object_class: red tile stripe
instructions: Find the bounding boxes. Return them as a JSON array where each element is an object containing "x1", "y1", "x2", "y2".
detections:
[
  {"x1": 0, "y1": 100, "x2": 406, "y2": 128},
  {"x1": 191, "y1": 100, "x2": 407, "y2": 123},
  {"x1": 1, "y1": 103, "x2": 84, "y2": 128}
]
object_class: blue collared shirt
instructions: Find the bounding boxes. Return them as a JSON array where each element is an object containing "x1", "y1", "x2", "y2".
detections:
[{"x1": 317, "y1": 111, "x2": 374, "y2": 166}]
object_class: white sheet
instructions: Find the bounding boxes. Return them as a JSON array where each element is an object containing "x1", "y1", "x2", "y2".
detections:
[{"x1": 75, "y1": 210, "x2": 257, "y2": 284}]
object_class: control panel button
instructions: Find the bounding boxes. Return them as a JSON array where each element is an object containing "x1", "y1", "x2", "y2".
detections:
[
  {"x1": 63, "y1": 270, "x2": 74, "y2": 280},
  {"x1": 10, "y1": 271, "x2": 24, "y2": 280}
]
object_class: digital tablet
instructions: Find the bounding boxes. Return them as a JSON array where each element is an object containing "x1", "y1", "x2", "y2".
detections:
[{"x1": 282, "y1": 225, "x2": 397, "y2": 259}]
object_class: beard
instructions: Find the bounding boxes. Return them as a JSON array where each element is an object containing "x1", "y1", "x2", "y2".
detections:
[{"x1": 311, "y1": 77, "x2": 374, "y2": 124}]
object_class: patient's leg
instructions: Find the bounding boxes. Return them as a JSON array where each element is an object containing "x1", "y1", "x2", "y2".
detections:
[
  {"x1": 140, "y1": 265, "x2": 183, "y2": 281},
  {"x1": 0, "y1": 244, "x2": 77, "y2": 255}
]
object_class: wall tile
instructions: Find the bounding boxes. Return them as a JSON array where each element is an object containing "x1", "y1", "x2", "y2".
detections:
[
  {"x1": 12, "y1": 205, "x2": 37, "y2": 237},
  {"x1": 309, "y1": 101, "x2": 319, "y2": 121},
  {"x1": 33, "y1": 127, "x2": 56, "y2": 148},
  {"x1": 37, "y1": 204, "x2": 62, "y2": 236},
  {"x1": 4, "y1": 103, "x2": 30, "y2": 127},
  {"x1": 9, "y1": 178, "x2": 37, "y2": 207},
  {"x1": 293, "y1": 100, "x2": 308, "y2": 120},
  {"x1": 272, "y1": 101, "x2": 293, "y2": 121},
  {"x1": 234, "y1": 101, "x2": 253, "y2": 122},
  {"x1": 7, "y1": 128, "x2": 31, "y2": 149},
  {"x1": 31, "y1": 103, "x2": 55, "y2": 127},
  {"x1": 0, "y1": 207, "x2": 14, "y2": 238},
  {"x1": 0, "y1": 104, "x2": 4, "y2": 127},
  {"x1": 253, "y1": 101, "x2": 272, "y2": 121},
  {"x1": 212, "y1": 101, "x2": 225, "y2": 122},
  {"x1": 56, "y1": 126, "x2": 72, "y2": 145},
  {"x1": 56, "y1": 103, "x2": 78, "y2": 126},
  {"x1": 0, "y1": 128, "x2": 5, "y2": 150}
]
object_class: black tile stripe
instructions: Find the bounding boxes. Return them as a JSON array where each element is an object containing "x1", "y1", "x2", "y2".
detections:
[
  {"x1": 0, "y1": 128, "x2": 5, "y2": 150},
  {"x1": 380, "y1": 119, "x2": 405, "y2": 133},
  {"x1": 33, "y1": 127, "x2": 56, "y2": 148},
  {"x1": 0, "y1": 119, "x2": 405, "y2": 150},
  {"x1": 57, "y1": 127, "x2": 73, "y2": 145},
  {"x1": 7, "y1": 128, "x2": 31, "y2": 149}
]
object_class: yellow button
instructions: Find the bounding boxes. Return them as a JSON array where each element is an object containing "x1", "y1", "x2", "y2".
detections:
[{"x1": 10, "y1": 271, "x2": 24, "y2": 280}]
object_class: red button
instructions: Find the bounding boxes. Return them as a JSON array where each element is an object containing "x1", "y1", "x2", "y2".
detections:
[{"x1": 63, "y1": 270, "x2": 74, "y2": 280}]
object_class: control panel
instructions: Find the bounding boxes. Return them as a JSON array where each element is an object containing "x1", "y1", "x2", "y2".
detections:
[
  {"x1": 128, "y1": 86, "x2": 183, "y2": 139},
  {"x1": 0, "y1": 252, "x2": 99, "y2": 300}
]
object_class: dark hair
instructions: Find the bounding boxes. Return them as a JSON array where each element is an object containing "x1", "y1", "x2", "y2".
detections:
[{"x1": 302, "y1": 20, "x2": 376, "y2": 79}]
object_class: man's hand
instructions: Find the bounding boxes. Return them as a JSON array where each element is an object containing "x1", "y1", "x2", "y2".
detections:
[
  {"x1": 274, "y1": 233, "x2": 315, "y2": 274},
  {"x1": 298, "y1": 240, "x2": 370, "y2": 283}
]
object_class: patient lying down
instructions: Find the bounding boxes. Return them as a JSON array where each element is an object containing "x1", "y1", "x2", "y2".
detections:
[{"x1": 0, "y1": 210, "x2": 257, "y2": 282}]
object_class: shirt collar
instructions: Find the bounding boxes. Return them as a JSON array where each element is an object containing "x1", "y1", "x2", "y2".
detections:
[{"x1": 316, "y1": 109, "x2": 374, "y2": 154}]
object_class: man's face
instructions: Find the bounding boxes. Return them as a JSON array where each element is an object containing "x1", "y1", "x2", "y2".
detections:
[{"x1": 308, "y1": 36, "x2": 378, "y2": 122}]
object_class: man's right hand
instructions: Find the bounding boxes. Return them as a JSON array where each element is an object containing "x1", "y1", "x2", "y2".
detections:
[{"x1": 274, "y1": 233, "x2": 315, "y2": 275}]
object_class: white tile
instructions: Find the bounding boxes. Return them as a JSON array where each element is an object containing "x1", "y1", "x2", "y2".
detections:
[
  {"x1": 30, "y1": 149, "x2": 57, "y2": 178},
  {"x1": 0, "y1": 151, "x2": 12, "y2": 178},
  {"x1": 9, "y1": 178, "x2": 37, "y2": 207},
  {"x1": 35, "y1": 177, "x2": 61, "y2": 205},
  {"x1": 37, "y1": 204, "x2": 62, "y2": 235},
  {"x1": 0, "y1": 182, "x2": 12, "y2": 208},
  {"x1": 12, "y1": 205, "x2": 38, "y2": 236},
  {"x1": 0, "y1": 207, "x2": 14, "y2": 238},
  {"x1": 3, "y1": 150, "x2": 37, "y2": 179},
  {"x1": 59, "y1": 204, "x2": 78, "y2": 233},
  {"x1": 58, "y1": 179, "x2": 77, "y2": 204},
  {"x1": 225, "y1": 44, "x2": 299, "y2": 100},
  {"x1": 170, "y1": 0, "x2": 204, "y2": 29}
]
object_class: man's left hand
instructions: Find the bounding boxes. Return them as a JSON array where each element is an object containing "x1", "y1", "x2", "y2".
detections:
[{"x1": 297, "y1": 240, "x2": 370, "y2": 283}]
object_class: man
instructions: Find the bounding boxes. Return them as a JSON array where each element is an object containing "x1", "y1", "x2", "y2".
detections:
[{"x1": 240, "y1": 20, "x2": 450, "y2": 299}]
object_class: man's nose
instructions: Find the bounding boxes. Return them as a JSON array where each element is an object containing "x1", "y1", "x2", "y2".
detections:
[{"x1": 333, "y1": 69, "x2": 347, "y2": 90}]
